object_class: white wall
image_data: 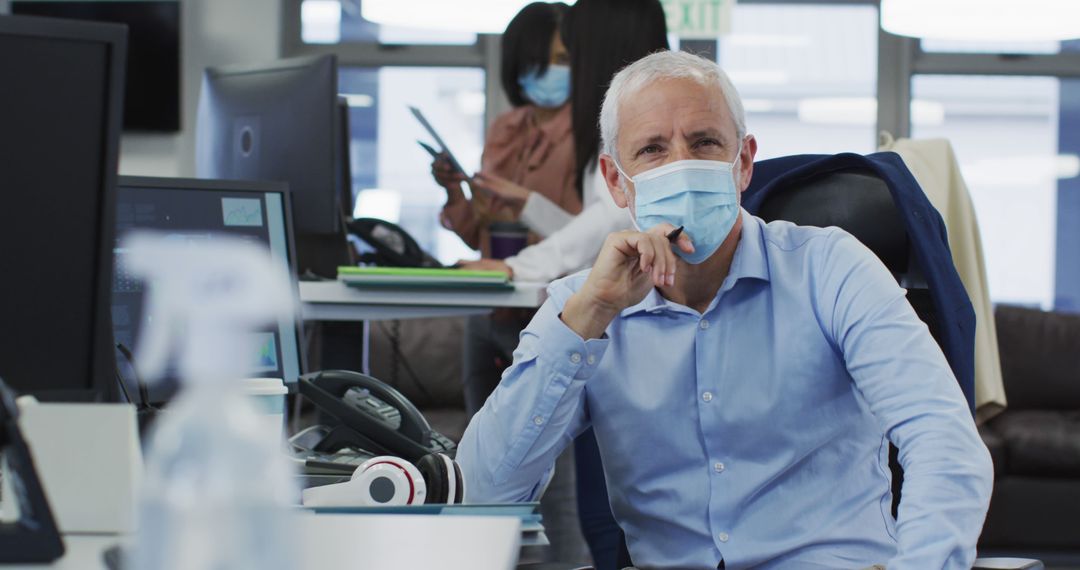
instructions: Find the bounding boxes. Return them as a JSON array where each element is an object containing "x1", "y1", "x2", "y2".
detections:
[{"x1": 118, "y1": 0, "x2": 282, "y2": 177}]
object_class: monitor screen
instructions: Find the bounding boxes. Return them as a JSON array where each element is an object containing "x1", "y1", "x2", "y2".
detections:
[
  {"x1": 0, "y1": 15, "x2": 125, "y2": 401},
  {"x1": 12, "y1": 1, "x2": 181, "y2": 132},
  {"x1": 112, "y1": 177, "x2": 306, "y2": 400}
]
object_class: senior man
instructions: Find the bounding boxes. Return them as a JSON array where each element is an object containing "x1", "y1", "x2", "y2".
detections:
[{"x1": 457, "y1": 50, "x2": 992, "y2": 569}]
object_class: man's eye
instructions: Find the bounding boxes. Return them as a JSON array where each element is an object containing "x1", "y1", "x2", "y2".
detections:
[
  {"x1": 694, "y1": 138, "x2": 721, "y2": 148},
  {"x1": 637, "y1": 145, "x2": 662, "y2": 157}
]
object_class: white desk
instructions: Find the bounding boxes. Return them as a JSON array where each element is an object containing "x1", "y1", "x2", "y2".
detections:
[
  {"x1": 7, "y1": 513, "x2": 521, "y2": 570},
  {"x1": 300, "y1": 280, "x2": 548, "y2": 322}
]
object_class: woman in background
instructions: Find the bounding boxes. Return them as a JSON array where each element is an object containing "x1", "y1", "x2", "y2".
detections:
[
  {"x1": 432, "y1": 3, "x2": 591, "y2": 564},
  {"x1": 433, "y1": 1, "x2": 579, "y2": 256}
]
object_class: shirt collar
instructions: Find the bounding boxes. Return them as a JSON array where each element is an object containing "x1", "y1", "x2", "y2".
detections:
[{"x1": 620, "y1": 208, "x2": 771, "y2": 317}]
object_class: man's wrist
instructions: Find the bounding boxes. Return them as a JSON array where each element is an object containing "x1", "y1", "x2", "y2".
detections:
[{"x1": 560, "y1": 292, "x2": 619, "y2": 340}]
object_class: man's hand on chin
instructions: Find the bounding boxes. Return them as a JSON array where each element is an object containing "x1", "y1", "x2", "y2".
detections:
[{"x1": 562, "y1": 224, "x2": 694, "y2": 340}]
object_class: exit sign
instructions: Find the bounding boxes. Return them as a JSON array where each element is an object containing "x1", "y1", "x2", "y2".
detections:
[{"x1": 661, "y1": 0, "x2": 735, "y2": 39}]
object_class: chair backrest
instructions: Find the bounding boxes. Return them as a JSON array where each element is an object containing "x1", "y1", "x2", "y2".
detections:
[{"x1": 756, "y1": 171, "x2": 909, "y2": 275}]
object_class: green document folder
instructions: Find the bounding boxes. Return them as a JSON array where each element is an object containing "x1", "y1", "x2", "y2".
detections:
[{"x1": 337, "y1": 266, "x2": 514, "y2": 290}]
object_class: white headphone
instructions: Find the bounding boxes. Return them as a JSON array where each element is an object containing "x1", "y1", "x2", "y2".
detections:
[{"x1": 301, "y1": 454, "x2": 463, "y2": 507}]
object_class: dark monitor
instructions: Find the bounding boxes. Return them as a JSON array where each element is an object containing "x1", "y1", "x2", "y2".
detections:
[
  {"x1": 0, "y1": 15, "x2": 126, "y2": 401},
  {"x1": 196, "y1": 55, "x2": 352, "y2": 278},
  {"x1": 11, "y1": 1, "x2": 181, "y2": 132},
  {"x1": 113, "y1": 176, "x2": 307, "y2": 401},
  {"x1": 338, "y1": 96, "x2": 354, "y2": 219}
]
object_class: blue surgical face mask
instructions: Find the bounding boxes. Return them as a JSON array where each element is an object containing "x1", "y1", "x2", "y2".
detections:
[
  {"x1": 518, "y1": 64, "x2": 570, "y2": 109},
  {"x1": 616, "y1": 146, "x2": 742, "y2": 265}
]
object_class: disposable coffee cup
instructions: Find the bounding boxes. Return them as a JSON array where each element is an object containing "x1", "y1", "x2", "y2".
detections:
[
  {"x1": 243, "y1": 377, "x2": 287, "y2": 436},
  {"x1": 489, "y1": 221, "x2": 529, "y2": 260}
]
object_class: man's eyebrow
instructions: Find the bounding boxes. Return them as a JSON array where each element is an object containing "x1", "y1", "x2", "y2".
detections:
[
  {"x1": 630, "y1": 134, "x2": 667, "y2": 149},
  {"x1": 685, "y1": 128, "x2": 726, "y2": 141}
]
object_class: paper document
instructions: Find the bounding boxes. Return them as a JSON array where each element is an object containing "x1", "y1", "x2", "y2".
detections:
[{"x1": 409, "y1": 105, "x2": 469, "y2": 177}]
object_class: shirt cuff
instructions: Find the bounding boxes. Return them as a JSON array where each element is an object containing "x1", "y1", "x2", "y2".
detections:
[{"x1": 531, "y1": 307, "x2": 609, "y2": 380}]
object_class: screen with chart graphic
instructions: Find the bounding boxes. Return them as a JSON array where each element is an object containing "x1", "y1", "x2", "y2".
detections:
[{"x1": 111, "y1": 176, "x2": 304, "y2": 401}]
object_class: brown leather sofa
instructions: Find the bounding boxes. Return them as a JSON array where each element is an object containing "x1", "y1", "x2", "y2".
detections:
[{"x1": 978, "y1": 305, "x2": 1080, "y2": 565}]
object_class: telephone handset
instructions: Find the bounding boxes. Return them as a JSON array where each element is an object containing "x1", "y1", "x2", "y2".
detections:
[
  {"x1": 298, "y1": 370, "x2": 456, "y2": 463},
  {"x1": 347, "y1": 217, "x2": 442, "y2": 268}
]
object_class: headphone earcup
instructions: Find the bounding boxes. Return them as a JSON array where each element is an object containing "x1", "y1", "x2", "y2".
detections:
[
  {"x1": 417, "y1": 452, "x2": 464, "y2": 504},
  {"x1": 449, "y1": 454, "x2": 465, "y2": 504},
  {"x1": 417, "y1": 453, "x2": 450, "y2": 504},
  {"x1": 301, "y1": 455, "x2": 427, "y2": 507}
]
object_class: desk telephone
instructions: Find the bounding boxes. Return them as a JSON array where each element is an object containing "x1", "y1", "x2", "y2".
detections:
[
  {"x1": 297, "y1": 370, "x2": 456, "y2": 464},
  {"x1": 297, "y1": 370, "x2": 465, "y2": 507}
]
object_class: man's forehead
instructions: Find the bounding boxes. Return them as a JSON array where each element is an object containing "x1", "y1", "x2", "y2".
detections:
[{"x1": 618, "y1": 78, "x2": 733, "y2": 140}]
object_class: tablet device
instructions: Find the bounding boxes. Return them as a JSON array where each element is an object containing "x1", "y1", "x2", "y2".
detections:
[{"x1": 409, "y1": 105, "x2": 469, "y2": 177}]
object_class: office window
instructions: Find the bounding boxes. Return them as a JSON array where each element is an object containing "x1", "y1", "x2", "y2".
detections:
[
  {"x1": 676, "y1": 3, "x2": 879, "y2": 158},
  {"x1": 340, "y1": 66, "x2": 485, "y2": 265},
  {"x1": 911, "y1": 75, "x2": 1070, "y2": 309},
  {"x1": 301, "y1": 0, "x2": 476, "y2": 45}
]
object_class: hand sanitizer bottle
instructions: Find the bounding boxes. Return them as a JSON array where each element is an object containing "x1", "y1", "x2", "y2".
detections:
[{"x1": 122, "y1": 233, "x2": 299, "y2": 570}]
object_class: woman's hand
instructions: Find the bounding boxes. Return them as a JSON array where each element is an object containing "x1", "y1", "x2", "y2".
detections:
[
  {"x1": 431, "y1": 153, "x2": 468, "y2": 200},
  {"x1": 471, "y1": 171, "x2": 531, "y2": 207},
  {"x1": 455, "y1": 258, "x2": 513, "y2": 278}
]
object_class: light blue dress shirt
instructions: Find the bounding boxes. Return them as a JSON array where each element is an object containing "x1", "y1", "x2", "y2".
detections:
[{"x1": 457, "y1": 210, "x2": 993, "y2": 569}]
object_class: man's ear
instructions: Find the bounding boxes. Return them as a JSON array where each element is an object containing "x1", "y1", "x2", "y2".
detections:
[
  {"x1": 737, "y1": 134, "x2": 758, "y2": 195},
  {"x1": 599, "y1": 154, "x2": 630, "y2": 209}
]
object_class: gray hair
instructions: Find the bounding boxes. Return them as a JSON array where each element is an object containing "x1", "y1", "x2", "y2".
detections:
[{"x1": 600, "y1": 50, "x2": 747, "y2": 163}]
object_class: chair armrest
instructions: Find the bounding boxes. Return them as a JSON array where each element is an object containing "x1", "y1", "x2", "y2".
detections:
[{"x1": 974, "y1": 557, "x2": 1044, "y2": 569}]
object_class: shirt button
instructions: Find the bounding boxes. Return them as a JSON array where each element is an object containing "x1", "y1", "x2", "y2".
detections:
[
  {"x1": 586, "y1": 354, "x2": 596, "y2": 365},
  {"x1": 570, "y1": 352, "x2": 582, "y2": 364},
  {"x1": 714, "y1": 462, "x2": 725, "y2": 473},
  {"x1": 533, "y1": 416, "x2": 544, "y2": 426},
  {"x1": 699, "y1": 320, "x2": 710, "y2": 330},
  {"x1": 702, "y1": 391, "x2": 714, "y2": 402},
  {"x1": 718, "y1": 532, "x2": 729, "y2": 543}
]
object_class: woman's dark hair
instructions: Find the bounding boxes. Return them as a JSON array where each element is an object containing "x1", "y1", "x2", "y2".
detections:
[
  {"x1": 501, "y1": 2, "x2": 570, "y2": 107},
  {"x1": 561, "y1": 0, "x2": 669, "y2": 195}
]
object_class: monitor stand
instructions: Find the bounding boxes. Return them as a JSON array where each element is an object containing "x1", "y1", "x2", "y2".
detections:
[{"x1": 0, "y1": 380, "x2": 65, "y2": 563}]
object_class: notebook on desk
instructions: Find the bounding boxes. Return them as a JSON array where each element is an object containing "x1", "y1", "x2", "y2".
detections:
[{"x1": 337, "y1": 266, "x2": 514, "y2": 290}]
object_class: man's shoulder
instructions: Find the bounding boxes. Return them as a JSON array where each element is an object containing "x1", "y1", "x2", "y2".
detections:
[{"x1": 756, "y1": 216, "x2": 845, "y2": 254}]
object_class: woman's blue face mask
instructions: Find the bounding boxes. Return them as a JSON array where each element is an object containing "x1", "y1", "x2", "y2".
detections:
[
  {"x1": 518, "y1": 64, "x2": 570, "y2": 109},
  {"x1": 615, "y1": 145, "x2": 743, "y2": 265}
]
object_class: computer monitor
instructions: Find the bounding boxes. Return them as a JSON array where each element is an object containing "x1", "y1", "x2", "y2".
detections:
[
  {"x1": 10, "y1": 0, "x2": 181, "y2": 132},
  {"x1": 0, "y1": 15, "x2": 126, "y2": 401},
  {"x1": 195, "y1": 54, "x2": 352, "y2": 278},
  {"x1": 112, "y1": 176, "x2": 307, "y2": 401}
]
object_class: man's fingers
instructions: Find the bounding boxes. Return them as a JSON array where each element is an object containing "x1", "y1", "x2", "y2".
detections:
[
  {"x1": 643, "y1": 222, "x2": 694, "y2": 260},
  {"x1": 637, "y1": 237, "x2": 655, "y2": 275},
  {"x1": 607, "y1": 231, "x2": 679, "y2": 288},
  {"x1": 676, "y1": 232, "x2": 695, "y2": 255}
]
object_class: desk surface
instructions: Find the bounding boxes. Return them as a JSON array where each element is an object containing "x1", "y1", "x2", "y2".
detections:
[
  {"x1": 300, "y1": 280, "x2": 548, "y2": 321},
  {"x1": 7, "y1": 513, "x2": 521, "y2": 570}
]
